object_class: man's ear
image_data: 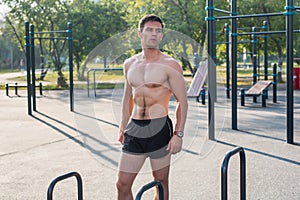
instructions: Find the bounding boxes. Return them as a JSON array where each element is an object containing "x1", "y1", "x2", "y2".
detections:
[{"x1": 138, "y1": 31, "x2": 142, "y2": 39}]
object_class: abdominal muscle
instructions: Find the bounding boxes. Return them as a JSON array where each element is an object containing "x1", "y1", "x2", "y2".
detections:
[{"x1": 131, "y1": 85, "x2": 171, "y2": 119}]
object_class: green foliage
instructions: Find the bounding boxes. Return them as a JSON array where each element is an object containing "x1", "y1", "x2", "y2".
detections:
[{"x1": 1, "y1": 0, "x2": 300, "y2": 82}]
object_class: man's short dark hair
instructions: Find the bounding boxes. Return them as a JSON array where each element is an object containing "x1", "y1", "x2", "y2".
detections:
[{"x1": 138, "y1": 14, "x2": 164, "y2": 32}]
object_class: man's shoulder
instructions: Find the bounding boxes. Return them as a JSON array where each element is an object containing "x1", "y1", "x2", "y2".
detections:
[
  {"x1": 124, "y1": 54, "x2": 141, "y2": 70},
  {"x1": 161, "y1": 53, "x2": 182, "y2": 73}
]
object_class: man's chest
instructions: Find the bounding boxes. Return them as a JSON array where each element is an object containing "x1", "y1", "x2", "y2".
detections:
[{"x1": 127, "y1": 64, "x2": 169, "y2": 87}]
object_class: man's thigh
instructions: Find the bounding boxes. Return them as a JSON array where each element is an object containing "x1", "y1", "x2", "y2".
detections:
[
  {"x1": 118, "y1": 152, "x2": 147, "y2": 173},
  {"x1": 150, "y1": 153, "x2": 171, "y2": 172}
]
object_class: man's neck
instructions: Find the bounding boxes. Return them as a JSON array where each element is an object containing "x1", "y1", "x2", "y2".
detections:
[{"x1": 142, "y1": 48, "x2": 161, "y2": 61}]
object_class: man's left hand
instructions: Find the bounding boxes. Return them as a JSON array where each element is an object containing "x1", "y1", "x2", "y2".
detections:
[{"x1": 166, "y1": 135, "x2": 183, "y2": 154}]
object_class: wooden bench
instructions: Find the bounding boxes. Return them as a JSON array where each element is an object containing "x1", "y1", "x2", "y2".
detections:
[
  {"x1": 187, "y1": 60, "x2": 208, "y2": 104},
  {"x1": 240, "y1": 80, "x2": 272, "y2": 107},
  {"x1": 5, "y1": 82, "x2": 43, "y2": 97}
]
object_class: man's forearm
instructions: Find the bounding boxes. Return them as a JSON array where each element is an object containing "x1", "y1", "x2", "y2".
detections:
[{"x1": 175, "y1": 101, "x2": 188, "y2": 132}]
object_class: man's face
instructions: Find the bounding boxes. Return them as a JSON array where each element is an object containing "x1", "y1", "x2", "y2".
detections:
[{"x1": 138, "y1": 21, "x2": 163, "y2": 49}]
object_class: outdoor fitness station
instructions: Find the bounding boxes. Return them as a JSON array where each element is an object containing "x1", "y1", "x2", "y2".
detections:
[
  {"x1": 206, "y1": 0, "x2": 298, "y2": 144},
  {"x1": 24, "y1": 21, "x2": 74, "y2": 115},
  {"x1": 13, "y1": 1, "x2": 298, "y2": 199}
]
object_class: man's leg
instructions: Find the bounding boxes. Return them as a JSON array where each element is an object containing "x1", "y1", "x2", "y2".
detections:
[
  {"x1": 116, "y1": 153, "x2": 146, "y2": 200},
  {"x1": 150, "y1": 154, "x2": 171, "y2": 200}
]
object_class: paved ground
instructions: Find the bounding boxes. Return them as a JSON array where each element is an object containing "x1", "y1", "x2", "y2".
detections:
[{"x1": 0, "y1": 73, "x2": 300, "y2": 199}]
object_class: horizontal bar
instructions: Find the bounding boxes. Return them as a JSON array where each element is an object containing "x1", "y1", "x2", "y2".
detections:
[
  {"x1": 238, "y1": 29, "x2": 300, "y2": 36},
  {"x1": 215, "y1": 8, "x2": 232, "y2": 14},
  {"x1": 34, "y1": 30, "x2": 68, "y2": 34},
  {"x1": 216, "y1": 12, "x2": 284, "y2": 20},
  {"x1": 31, "y1": 37, "x2": 69, "y2": 40}
]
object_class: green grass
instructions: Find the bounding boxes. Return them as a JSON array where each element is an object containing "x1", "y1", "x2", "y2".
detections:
[{"x1": 1, "y1": 64, "x2": 287, "y2": 90}]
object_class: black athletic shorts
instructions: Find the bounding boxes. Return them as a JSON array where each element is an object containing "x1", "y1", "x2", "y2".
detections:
[{"x1": 122, "y1": 116, "x2": 173, "y2": 159}]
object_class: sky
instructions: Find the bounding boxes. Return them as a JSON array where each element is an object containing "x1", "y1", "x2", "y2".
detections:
[{"x1": 0, "y1": 3, "x2": 9, "y2": 20}]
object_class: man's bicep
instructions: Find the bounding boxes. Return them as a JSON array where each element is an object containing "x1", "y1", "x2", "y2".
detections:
[{"x1": 169, "y1": 70, "x2": 187, "y2": 101}]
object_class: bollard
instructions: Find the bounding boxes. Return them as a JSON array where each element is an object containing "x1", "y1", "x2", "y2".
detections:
[
  {"x1": 39, "y1": 82, "x2": 43, "y2": 95},
  {"x1": 240, "y1": 88, "x2": 245, "y2": 106},
  {"x1": 5, "y1": 83, "x2": 9, "y2": 96},
  {"x1": 201, "y1": 88, "x2": 206, "y2": 105},
  {"x1": 262, "y1": 89, "x2": 267, "y2": 107},
  {"x1": 15, "y1": 82, "x2": 18, "y2": 96}
]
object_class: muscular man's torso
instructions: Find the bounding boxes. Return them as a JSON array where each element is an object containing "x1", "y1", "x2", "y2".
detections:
[{"x1": 126, "y1": 53, "x2": 174, "y2": 119}]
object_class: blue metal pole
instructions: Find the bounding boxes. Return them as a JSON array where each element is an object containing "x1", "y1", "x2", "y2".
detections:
[
  {"x1": 231, "y1": 0, "x2": 238, "y2": 130},
  {"x1": 30, "y1": 24, "x2": 37, "y2": 111},
  {"x1": 286, "y1": 0, "x2": 294, "y2": 144},
  {"x1": 68, "y1": 22, "x2": 74, "y2": 112},
  {"x1": 225, "y1": 23, "x2": 230, "y2": 99},
  {"x1": 25, "y1": 22, "x2": 32, "y2": 115},
  {"x1": 206, "y1": 0, "x2": 215, "y2": 140}
]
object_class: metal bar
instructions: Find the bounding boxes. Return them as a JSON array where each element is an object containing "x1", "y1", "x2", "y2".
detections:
[
  {"x1": 68, "y1": 22, "x2": 74, "y2": 112},
  {"x1": 225, "y1": 23, "x2": 230, "y2": 99},
  {"x1": 238, "y1": 29, "x2": 300, "y2": 36},
  {"x1": 30, "y1": 25, "x2": 37, "y2": 111},
  {"x1": 216, "y1": 12, "x2": 284, "y2": 20},
  {"x1": 47, "y1": 171, "x2": 83, "y2": 200},
  {"x1": 252, "y1": 27, "x2": 258, "y2": 103},
  {"x1": 273, "y1": 63, "x2": 277, "y2": 103},
  {"x1": 86, "y1": 68, "x2": 123, "y2": 97},
  {"x1": 34, "y1": 30, "x2": 68, "y2": 34},
  {"x1": 263, "y1": 21, "x2": 269, "y2": 81},
  {"x1": 231, "y1": 0, "x2": 238, "y2": 130},
  {"x1": 215, "y1": 8, "x2": 232, "y2": 14},
  {"x1": 135, "y1": 180, "x2": 164, "y2": 200},
  {"x1": 286, "y1": 0, "x2": 294, "y2": 144},
  {"x1": 207, "y1": 0, "x2": 215, "y2": 140},
  {"x1": 221, "y1": 146, "x2": 246, "y2": 200},
  {"x1": 31, "y1": 37, "x2": 68, "y2": 40},
  {"x1": 25, "y1": 22, "x2": 32, "y2": 115}
]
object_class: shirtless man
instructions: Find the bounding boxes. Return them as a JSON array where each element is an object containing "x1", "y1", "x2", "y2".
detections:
[{"x1": 116, "y1": 14, "x2": 188, "y2": 200}]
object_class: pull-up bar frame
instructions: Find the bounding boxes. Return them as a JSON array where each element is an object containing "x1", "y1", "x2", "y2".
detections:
[{"x1": 206, "y1": 0, "x2": 295, "y2": 144}]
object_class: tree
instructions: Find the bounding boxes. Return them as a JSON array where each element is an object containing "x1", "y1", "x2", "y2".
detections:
[{"x1": 66, "y1": 0, "x2": 127, "y2": 80}]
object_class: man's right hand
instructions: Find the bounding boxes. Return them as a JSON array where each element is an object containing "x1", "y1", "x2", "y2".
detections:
[{"x1": 118, "y1": 130, "x2": 124, "y2": 144}]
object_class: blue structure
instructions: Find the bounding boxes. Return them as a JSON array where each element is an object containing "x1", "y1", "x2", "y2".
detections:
[{"x1": 206, "y1": 0, "x2": 296, "y2": 144}]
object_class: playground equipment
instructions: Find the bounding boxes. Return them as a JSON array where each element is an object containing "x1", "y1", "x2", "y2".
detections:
[
  {"x1": 221, "y1": 147, "x2": 246, "y2": 200},
  {"x1": 25, "y1": 22, "x2": 74, "y2": 115},
  {"x1": 5, "y1": 82, "x2": 43, "y2": 97},
  {"x1": 135, "y1": 180, "x2": 164, "y2": 200},
  {"x1": 46, "y1": 147, "x2": 245, "y2": 199},
  {"x1": 206, "y1": 0, "x2": 297, "y2": 144},
  {"x1": 86, "y1": 67, "x2": 123, "y2": 97},
  {"x1": 240, "y1": 80, "x2": 272, "y2": 107},
  {"x1": 47, "y1": 172, "x2": 164, "y2": 200},
  {"x1": 187, "y1": 60, "x2": 208, "y2": 104},
  {"x1": 47, "y1": 171, "x2": 83, "y2": 200}
]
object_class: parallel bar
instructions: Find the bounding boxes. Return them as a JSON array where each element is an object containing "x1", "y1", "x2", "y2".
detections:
[
  {"x1": 216, "y1": 12, "x2": 284, "y2": 20},
  {"x1": 221, "y1": 147, "x2": 246, "y2": 200},
  {"x1": 86, "y1": 68, "x2": 123, "y2": 97},
  {"x1": 47, "y1": 171, "x2": 83, "y2": 200},
  {"x1": 135, "y1": 180, "x2": 164, "y2": 200}
]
